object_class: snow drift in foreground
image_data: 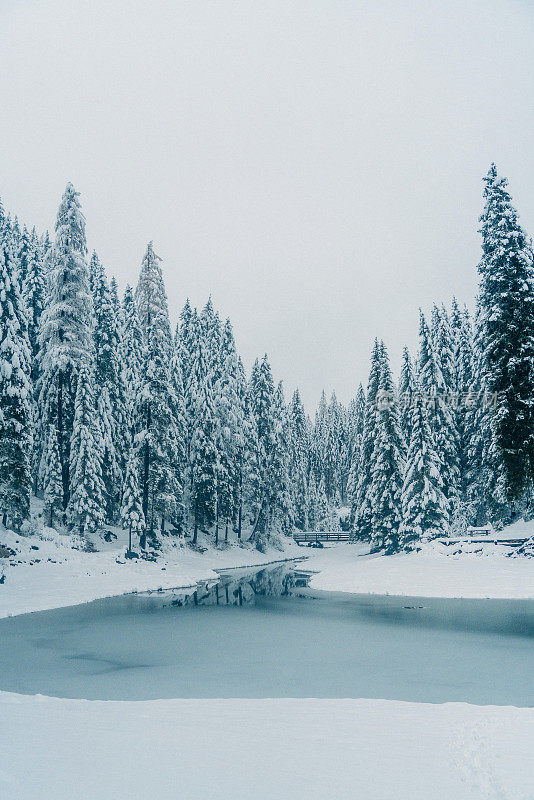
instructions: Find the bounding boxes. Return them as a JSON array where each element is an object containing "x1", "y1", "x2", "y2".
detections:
[{"x1": 1, "y1": 692, "x2": 532, "y2": 800}]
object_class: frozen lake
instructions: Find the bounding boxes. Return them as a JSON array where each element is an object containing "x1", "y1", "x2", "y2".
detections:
[{"x1": 1, "y1": 563, "x2": 533, "y2": 705}]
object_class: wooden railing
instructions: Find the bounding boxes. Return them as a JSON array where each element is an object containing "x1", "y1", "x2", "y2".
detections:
[{"x1": 293, "y1": 531, "x2": 351, "y2": 543}]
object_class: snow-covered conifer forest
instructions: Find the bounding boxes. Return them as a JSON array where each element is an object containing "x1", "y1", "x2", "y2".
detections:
[{"x1": 1, "y1": 164, "x2": 534, "y2": 556}]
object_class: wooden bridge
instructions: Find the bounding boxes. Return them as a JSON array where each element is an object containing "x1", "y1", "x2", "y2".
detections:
[
  {"x1": 293, "y1": 531, "x2": 351, "y2": 544},
  {"x1": 293, "y1": 531, "x2": 528, "y2": 548}
]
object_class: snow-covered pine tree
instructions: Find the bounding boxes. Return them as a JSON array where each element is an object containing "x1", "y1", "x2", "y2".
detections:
[
  {"x1": 248, "y1": 355, "x2": 279, "y2": 550},
  {"x1": 200, "y1": 297, "x2": 222, "y2": 386},
  {"x1": 93, "y1": 259, "x2": 122, "y2": 520},
  {"x1": 353, "y1": 339, "x2": 383, "y2": 540},
  {"x1": 477, "y1": 163, "x2": 534, "y2": 507},
  {"x1": 398, "y1": 347, "x2": 415, "y2": 445},
  {"x1": 88, "y1": 251, "x2": 100, "y2": 298},
  {"x1": 134, "y1": 245, "x2": 182, "y2": 538},
  {"x1": 213, "y1": 319, "x2": 244, "y2": 543},
  {"x1": 368, "y1": 345, "x2": 404, "y2": 553},
  {"x1": 238, "y1": 356, "x2": 259, "y2": 540},
  {"x1": 176, "y1": 298, "x2": 194, "y2": 397},
  {"x1": 38, "y1": 184, "x2": 94, "y2": 507},
  {"x1": 346, "y1": 383, "x2": 365, "y2": 526},
  {"x1": 135, "y1": 241, "x2": 172, "y2": 347},
  {"x1": 269, "y1": 380, "x2": 294, "y2": 536},
  {"x1": 43, "y1": 424, "x2": 63, "y2": 527},
  {"x1": 22, "y1": 229, "x2": 46, "y2": 381},
  {"x1": 288, "y1": 388, "x2": 310, "y2": 530},
  {"x1": 121, "y1": 449, "x2": 145, "y2": 552},
  {"x1": 323, "y1": 392, "x2": 343, "y2": 502},
  {"x1": 306, "y1": 471, "x2": 318, "y2": 531},
  {"x1": 0, "y1": 226, "x2": 32, "y2": 530},
  {"x1": 316, "y1": 476, "x2": 329, "y2": 532},
  {"x1": 418, "y1": 310, "x2": 461, "y2": 515},
  {"x1": 110, "y1": 276, "x2": 121, "y2": 319},
  {"x1": 399, "y1": 382, "x2": 449, "y2": 550},
  {"x1": 67, "y1": 363, "x2": 105, "y2": 535},
  {"x1": 310, "y1": 390, "x2": 328, "y2": 493},
  {"x1": 14, "y1": 225, "x2": 33, "y2": 286},
  {"x1": 182, "y1": 307, "x2": 202, "y2": 457},
  {"x1": 22, "y1": 230, "x2": 47, "y2": 490},
  {"x1": 190, "y1": 355, "x2": 218, "y2": 544},
  {"x1": 137, "y1": 310, "x2": 183, "y2": 538},
  {"x1": 464, "y1": 311, "x2": 509, "y2": 527},
  {"x1": 453, "y1": 305, "x2": 474, "y2": 521},
  {"x1": 121, "y1": 285, "x2": 144, "y2": 445}
]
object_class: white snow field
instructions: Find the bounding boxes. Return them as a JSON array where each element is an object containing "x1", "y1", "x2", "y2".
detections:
[
  {"x1": 1, "y1": 693, "x2": 533, "y2": 800},
  {"x1": 306, "y1": 538, "x2": 534, "y2": 598}
]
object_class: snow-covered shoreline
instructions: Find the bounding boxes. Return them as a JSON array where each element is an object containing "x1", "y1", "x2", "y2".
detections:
[
  {"x1": 306, "y1": 541, "x2": 534, "y2": 599},
  {"x1": 2, "y1": 518, "x2": 534, "y2": 622},
  {"x1": 0, "y1": 524, "x2": 305, "y2": 619}
]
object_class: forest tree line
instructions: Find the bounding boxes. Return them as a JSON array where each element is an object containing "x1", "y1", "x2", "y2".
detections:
[{"x1": 0, "y1": 164, "x2": 532, "y2": 553}]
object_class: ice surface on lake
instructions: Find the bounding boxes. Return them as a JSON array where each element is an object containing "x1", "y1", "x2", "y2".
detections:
[{"x1": 1, "y1": 564, "x2": 532, "y2": 705}]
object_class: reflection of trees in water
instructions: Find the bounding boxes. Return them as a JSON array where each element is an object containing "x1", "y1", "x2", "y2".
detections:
[{"x1": 170, "y1": 565, "x2": 298, "y2": 608}]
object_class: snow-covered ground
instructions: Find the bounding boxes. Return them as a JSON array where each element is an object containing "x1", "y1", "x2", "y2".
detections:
[
  {"x1": 0, "y1": 522, "x2": 303, "y2": 619},
  {"x1": 304, "y1": 532, "x2": 534, "y2": 599},
  {"x1": 1, "y1": 692, "x2": 532, "y2": 800}
]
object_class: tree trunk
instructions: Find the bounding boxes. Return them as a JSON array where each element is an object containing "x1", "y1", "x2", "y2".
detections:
[
  {"x1": 225, "y1": 522, "x2": 229, "y2": 543},
  {"x1": 49, "y1": 507, "x2": 54, "y2": 528}
]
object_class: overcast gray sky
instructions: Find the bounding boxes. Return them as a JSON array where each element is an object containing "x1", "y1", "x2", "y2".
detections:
[{"x1": 1, "y1": 0, "x2": 533, "y2": 413}]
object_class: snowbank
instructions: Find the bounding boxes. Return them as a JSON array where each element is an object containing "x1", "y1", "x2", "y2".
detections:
[
  {"x1": 0, "y1": 523, "x2": 302, "y2": 619},
  {"x1": 306, "y1": 540, "x2": 534, "y2": 598},
  {"x1": 1, "y1": 691, "x2": 532, "y2": 800}
]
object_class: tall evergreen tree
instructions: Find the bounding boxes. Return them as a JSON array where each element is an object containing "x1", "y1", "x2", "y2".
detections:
[
  {"x1": 121, "y1": 285, "x2": 143, "y2": 444},
  {"x1": 213, "y1": 319, "x2": 244, "y2": 542},
  {"x1": 22, "y1": 230, "x2": 46, "y2": 381},
  {"x1": 93, "y1": 259, "x2": 122, "y2": 520},
  {"x1": 288, "y1": 388, "x2": 310, "y2": 530},
  {"x1": 135, "y1": 241, "x2": 171, "y2": 347},
  {"x1": 43, "y1": 424, "x2": 63, "y2": 527},
  {"x1": 369, "y1": 346, "x2": 404, "y2": 553},
  {"x1": 248, "y1": 355, "x2": 279, "y2": 549},
  {"x1": 0, "y1": 228, "x2": 32, "y2": 530},
  {"x1": 38, "y1": 184, "x2": 94, "y2": 507},
  {"x1": 398, "y1": 347, "x2": 416, "y2": 445},
  {"x1": 353, "y1": 339, "x2": 383, "y2": 540},
  {"x1": 399, "y1": 384, "x2": 449, "y2": 549},
  {"x1": 477, "y1": 163, "x2": 534, "y2": 506},
  {"x1": 137, "y1": 310, "x2": 183, "y2": 538},
  {"x1": 190, "y1": 349, "x2": 218, "y2": 543},
  {"x1": 121, "y1": 449, "x2": 145, "y2": 552},
  {"x1": 346, "y1": 384, "x2": 365, "y2": 524},
  {"x1": 418, "y1": 311, "x2": 461, "y2": 513},
  {"x1": 67, "y1": 364, "x2": 105, "y2": 535}
]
